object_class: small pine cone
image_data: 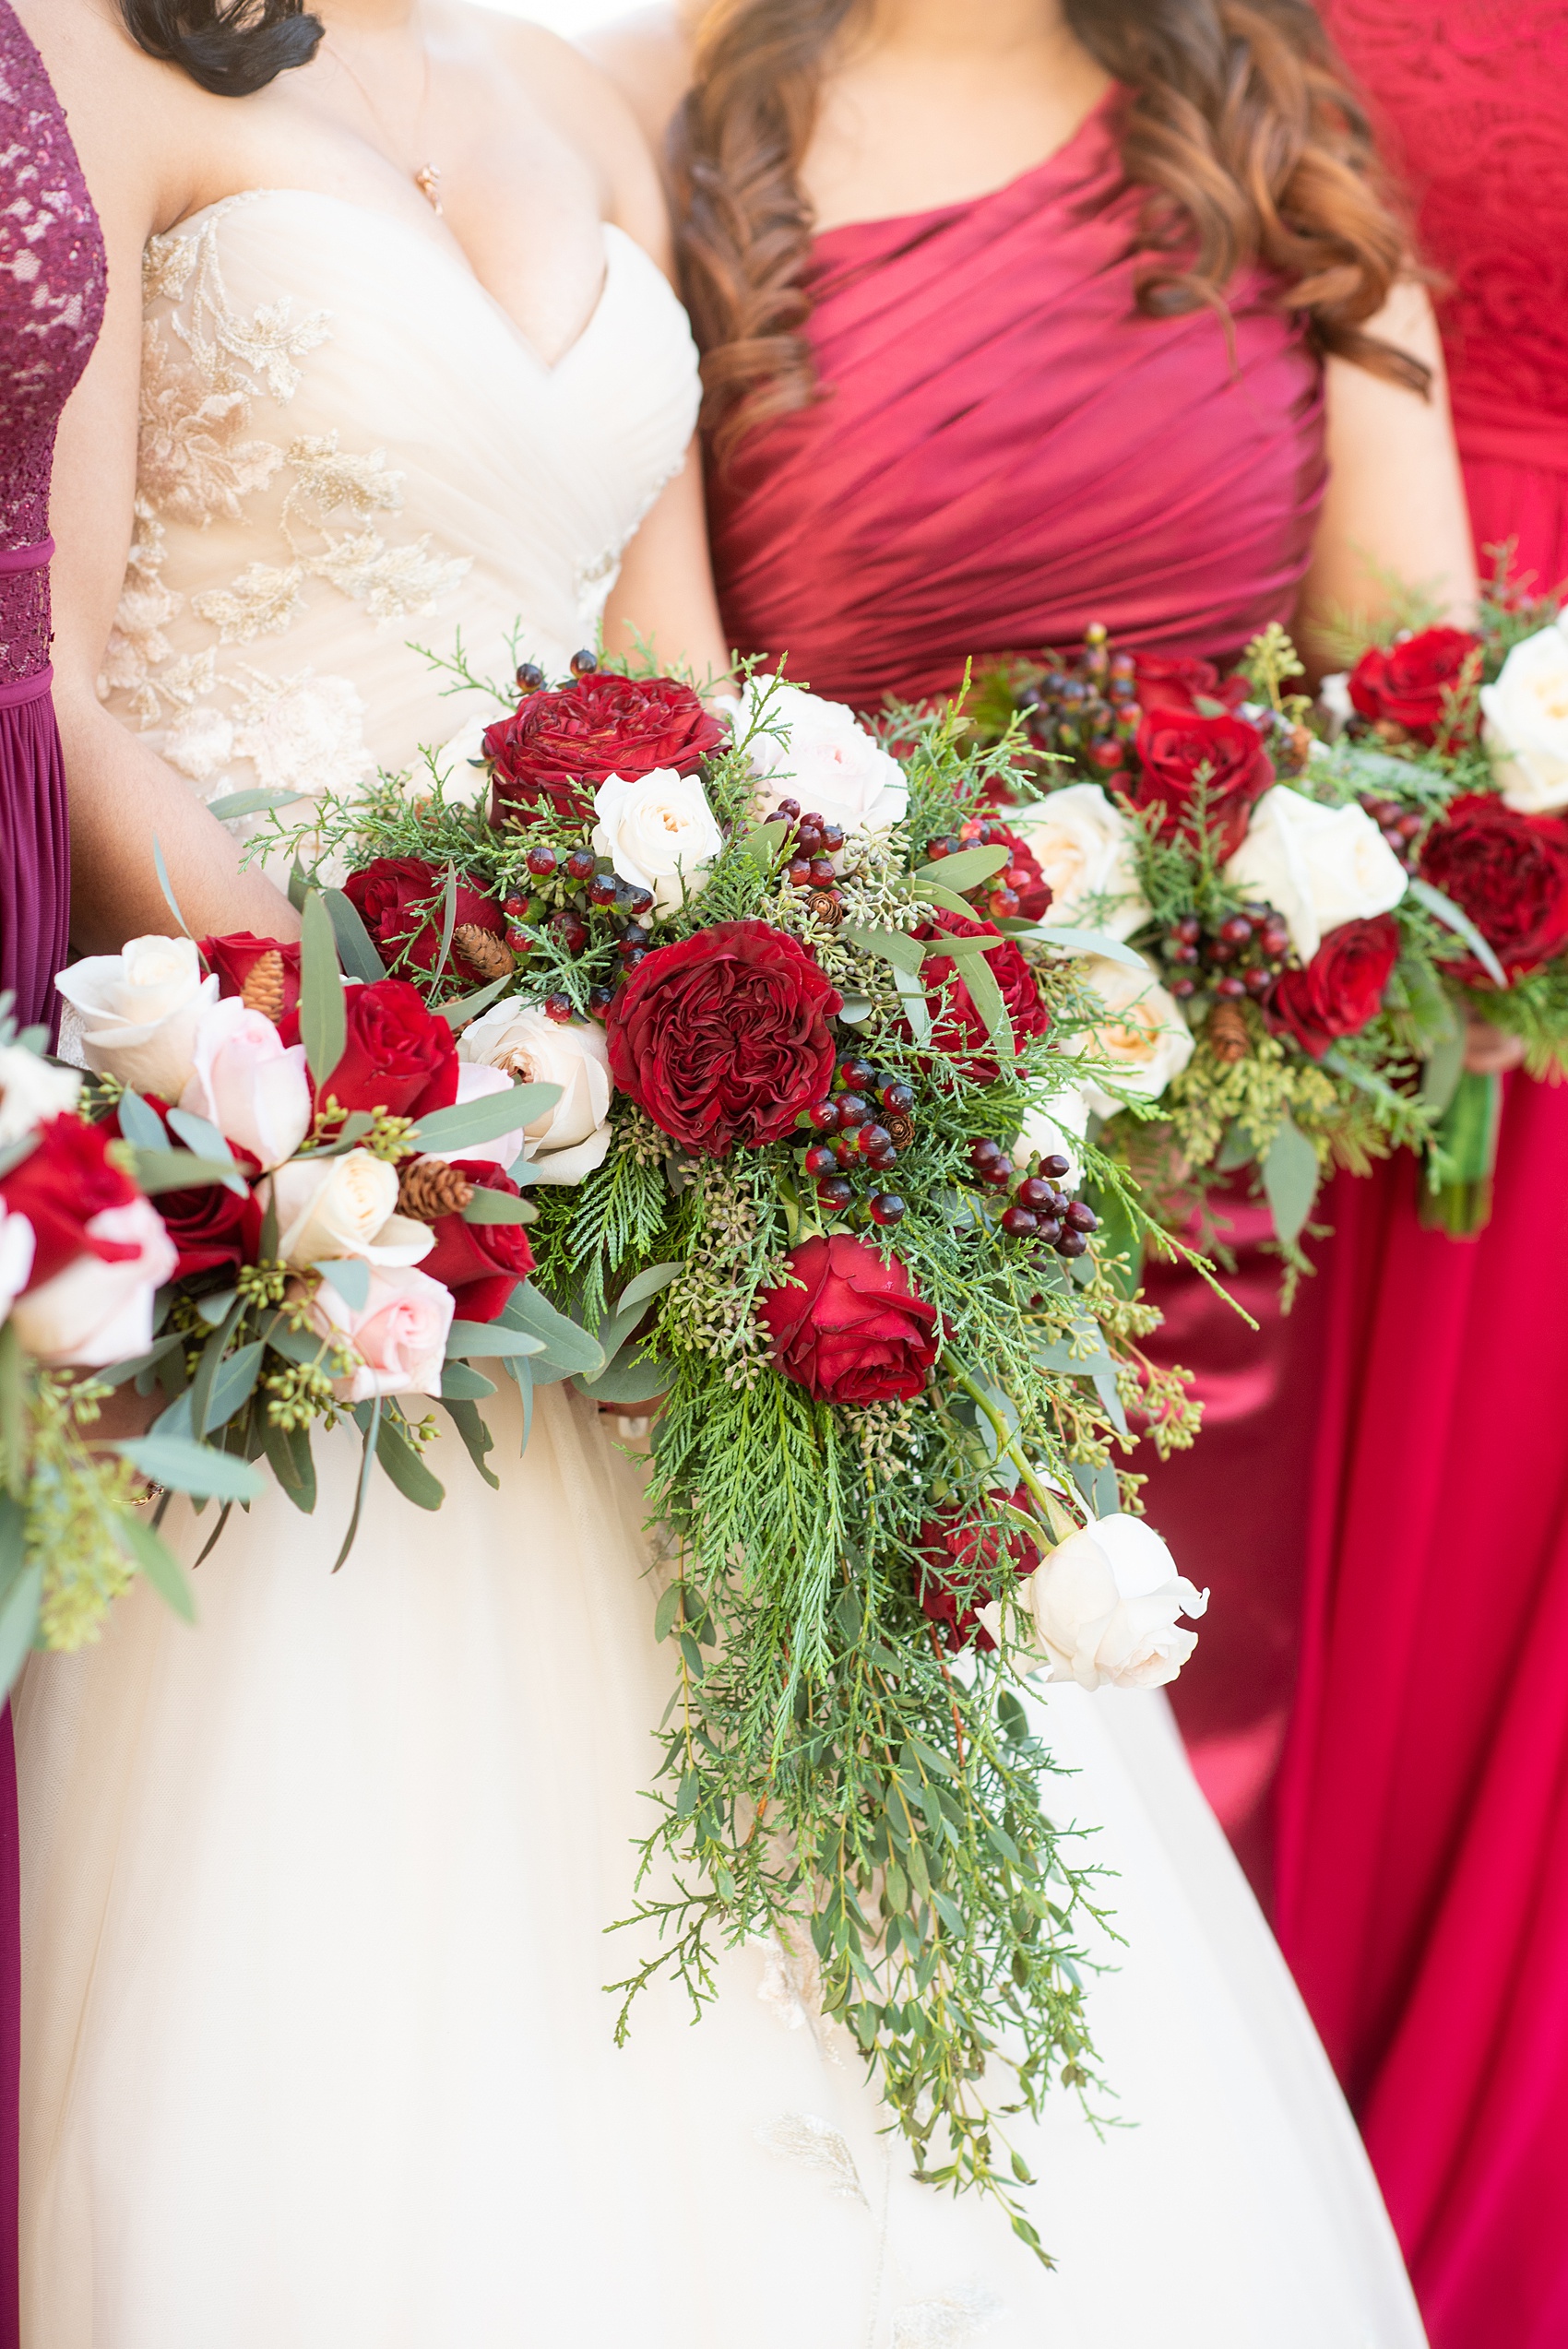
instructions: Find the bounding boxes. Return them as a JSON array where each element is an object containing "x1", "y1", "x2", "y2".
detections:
[
  {"x1": 453, "y1": 923, "x2": 515, "y2": 983},
  {"x1": 239, "y1": 948, "x2": 285, "y2": 1024},
  {"x1": 807, "y1": 887, "x2": 844, "y2": 929},
  {"x1": 1207, "y1": 1000, "x2": 1251, "y2": 1064},
  {"x1": 397, "y1": 1157, "x2": 476, "y2": 1222},
  {"x1": 885, "y1": 1110, "x2": 916, "y2": 1151}
]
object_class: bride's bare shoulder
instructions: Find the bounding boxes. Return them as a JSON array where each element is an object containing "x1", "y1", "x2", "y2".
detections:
[{"x1": 580, "y1": 6, "x2": 695, "y2": 155}]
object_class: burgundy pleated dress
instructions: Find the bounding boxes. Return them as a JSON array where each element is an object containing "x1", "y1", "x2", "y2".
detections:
[{"x1": 0, "y1": 7, "x2": 106, "y2": 2340}]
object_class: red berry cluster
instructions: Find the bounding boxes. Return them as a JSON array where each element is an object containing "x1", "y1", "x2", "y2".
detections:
[
  {"x1": 968, "y1": 1139, "x2": 1098, "y2": 1259},
  {"x1": 1360, "y1": 796, "x2": 1427, "y2": 871},
  {"x1": 800, "y1": 1056, "x2": 915, "y2": 1225},
  {"x1": 1015, "y1": 622, "x2": 1138, "y2": 789},
  {"x1": 771, "y1": 798, "x2": 847, "y2": 926},
  {"x1": 924, "y1": 814, "x2": 1051, "y2": 924},
  {"x1": 1160, "y1": 904, "x2": 1291, "y2": 1002}
]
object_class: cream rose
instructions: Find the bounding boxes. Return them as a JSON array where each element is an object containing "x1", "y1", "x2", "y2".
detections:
[
  {"x1": 0, "y1": 1202, "x2": 36, "y2": 1323},
  {"x1": 739, "y1": 678, "x2": 909, "y2": 852},
  {"x1": 1224, "y1": 784, "x2": 1408, "y2": 962},
  {"x1": 1011, "y1": 1086, "x2": 1093, "y2": 1185},
  {"x1": 268, "y1": 1150, "x2": 434, "y2": 1271},
  {"x1": 54, "y1": 934, "x2": 219, "y2": 1101},
  {"x1": 418, "y1": 1061, "x2": 529, "y2": 1175},
  {"x1": 591, "y1": 766, "x2": 723, "y2": 918},
  {"x1": 291, "y1": 1263, "x2": 454, "y2": 1405},
  {"x1": 457, "y1": 1001, "x2": 612, "y2": 1185},
  {"x1": 1067, "y1": 954, "x2": 1194, "y2": 1120},
  {"x1": 1004, "y1": 784, "x2": 1148, "y2": 939},
  {"x1": 1023, "y1": 1512, "x2": 1208, "y2": 1691},
  {"x1": 428, "y1": 709, "x2": 506, "y2": 811},
  {"x1": 1481, "y1": 618, "x2": 1568, "y2": 813},
  {"x1": 0, "y1": 1044, "x2": 81, "y2": 1146},
  {"x1": 180, "y1": 998, "x2": 312, "y2": 1172},
  {"x1": 9, "y1": 1196, "x2": 178, "y2": 1368}
]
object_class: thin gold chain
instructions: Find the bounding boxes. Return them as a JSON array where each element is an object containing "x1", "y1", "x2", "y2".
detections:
[{"x1": 322, "y1": 34, "x2": 443, "y2": 214}]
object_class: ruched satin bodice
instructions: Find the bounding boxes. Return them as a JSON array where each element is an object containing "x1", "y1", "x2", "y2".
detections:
[{"x1": 105, "y1": 190, "x2": 699, "y2": 814}]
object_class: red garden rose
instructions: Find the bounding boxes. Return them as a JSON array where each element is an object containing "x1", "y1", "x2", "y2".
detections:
[
  {"x1": 606, "y1": 919, "x2": 841, "y2": 1156},
  {"x1": 1133, "y1": 653, "x2": 1249, "y2": 716},
  {"x1": 280, "y1": 979, "x2": 459, "y2": 1120},
  {"x1": 907, "y1": 908, "x2": 1050, "y2": 1084},
  {"x1": 487, "y1": 672, "x2": 728, "y2": 828},
  {"x1": 343, "y1": 859, "x2": 505, "y2": 980},
  {"x1": 0, "y1": 1115, "x2": 142, "y2": 1289},
  {"x1": 1418, "y1": 792, "x2": 1568, "y2": 984},
  {"x1": 1265, "y1": 915, "x2": 1401, "y2": 1060},
  {"x1": 416, "y1": 1158, "x2": 535, "y2": 1324},
  {"x1": 198, "y1": 931, "x2": 303, "y2": 1016},
  {"x1": 102, "y1": 1095, "x2": 264, "y2": 1283},
  {"x1": 757, "y1": 1233, "x2": 939, "y2": 1406},
  {"x1": 1348, "y1": 626, "x2": 1481, "y2": 744},
  {"x1": 1128, "y1": 707, "x2": 1274, "y2": 859},
  {"x1": 916, "y1": 1484, "x2": 1043, "y2": 1654}
]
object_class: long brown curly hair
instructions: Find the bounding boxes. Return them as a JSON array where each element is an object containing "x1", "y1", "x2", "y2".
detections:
[{"x1": 672, "y1": 0, "x2": 1426, "y2": 462}]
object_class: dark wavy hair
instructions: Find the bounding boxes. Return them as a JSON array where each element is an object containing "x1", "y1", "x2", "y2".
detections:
[
  {"x1": 673, "y1": 0, "x2": 1430, "y2": 461},
  {"x1": 118, "y1": 0, "x2": 323, "y2": 97}
]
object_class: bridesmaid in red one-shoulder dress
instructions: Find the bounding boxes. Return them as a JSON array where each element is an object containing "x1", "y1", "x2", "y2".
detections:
[
  {"x1": 1271, "y1": 7, "x2": 1568, "y2": 2345},
  {"x1": 0, "y1": 9, "x2": 105, "y2": 2343}
]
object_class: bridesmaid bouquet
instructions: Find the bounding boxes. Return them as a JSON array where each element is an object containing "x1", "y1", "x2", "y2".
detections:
[{"x1": 263, "y1": 656, "x2": 1213, "y2": 2255}]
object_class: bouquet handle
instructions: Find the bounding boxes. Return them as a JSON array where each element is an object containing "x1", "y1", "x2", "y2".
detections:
[{"x1": 1421, "y1": 1069, "x2": 1502, "y2": 1239}]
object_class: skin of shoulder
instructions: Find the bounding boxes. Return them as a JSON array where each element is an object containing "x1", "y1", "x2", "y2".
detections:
[{"x1": 582, "y1": 5, "x2": 694, "y2": 161}]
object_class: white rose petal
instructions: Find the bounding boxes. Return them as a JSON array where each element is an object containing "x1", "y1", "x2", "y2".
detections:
[
  {"x1": 739, "y1": 678, "x2": 909, "y2": 860},
  {"x1": 54, "y1": 934, "x2": 219, "y2": 1101},
  {"x1": 1066, "y1": 954, "x2": 1194, "y2": 1120},
  {"x1": 1004, "y1": 783, "x2": 1149, "y2": 940},
  {"x1": 0, "y1": 1202, "x2": 36, "y2": 1321},
  {"x1": 1481, "y1": 617, "x2": 1568, "y2": 814},
  {"x1": 457, "y1": 1002, "x2": 612, "y2": 1184},
  {"x1": 1224, "y1": 784, "x2": 1408, "y2": 963},
  {"x1": 180, "y1": 998, "x2": 312, "y2": 1173},
  {"x1": 420, "y1": 1060, "x2": 528, "y2": 1174},
  {"x1": 1024, "y1": 1513, "x2": 1208, "y2": 1692},
  {"x1": 9, "y1": 1196, "x2": 178, "y2": 1367},
  {"x1": 591, "y1": 766, "x2": 723, "y2": 918},
  {"x1": 268, "y1": 1149, "x2": 433, "y2": 1270},
  {"x1": 0, "y1": 1044, "x2": 81, "y2": 1146},
  {"x1": 1012, "y1": 1086, "x2": 1093, "y2": 1185}
]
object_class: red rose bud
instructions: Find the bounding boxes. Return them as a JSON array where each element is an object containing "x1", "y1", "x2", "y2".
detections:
[
  {"x1": 343, "y1": 858, "x2": 505, "y2": 980},
  {"x1": 0, "y1": 1114, "x2": 143, "y2": 1289},
  {"x1": 1418, "y1": 792, "x2": 1568, "y2": 984},
  {"x1": 416, "y1": 1159, "x2": 535, "y2": 1324},
  {"x1": 1131, "y1": 652, "x2": 1250, "y2": 716},
  {"x1": 486, "y1": 672, "x2": 726, "y2": 828},
  {"x1": 1128, "y1": 708, "x2": 1274, "y2": 860},
  {"x1": 605, "y1": 920, "x2": 841, "y2": 1157},
  {"x1": 904, "y1": 908, "x2": 1050, "y2": 1084},
  {"x1": 757, "y1": 1233, "x2": 938, "y2": 1407},
  {"x1": 1264, "y1": 916, "x2": 1401, "y2": 1059},
  {"x1": 280, "y1": 978, "x2": 459, "y2": 1121},
  {"x1": 1348, "y1": 626, "x2": 1482, "y2": 745},
  {"x1": 198, "y1": 931, "x2": 303, "y2": 1016},
  {"x1": 915, "y1": 1485, "x2": 1042, "y2": 1655}
]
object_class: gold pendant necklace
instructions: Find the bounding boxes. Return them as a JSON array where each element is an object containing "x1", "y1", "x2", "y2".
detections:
[{"x1": 325, "y1": 38, "x2": 443, "y2": 214}]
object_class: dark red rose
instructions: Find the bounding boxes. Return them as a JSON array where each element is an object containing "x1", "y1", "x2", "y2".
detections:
[
  {"x1": 416, "y1": 1158, "x2": 535, "y2": 1324},
  {"x1": 606, "y1": 919, "x2": 841, "y2": 1156},
  {"x1": 198, "y1": 932, "x2": 303, "y2": 1015},
  {"x1": 757, "y1": 1234, "x2": 939, "y2": 1406},
  {"x1": 343, "y1": 859, "x2": 505, "y2": 981},
  {"x1": 906, "y1": 908, "x2": 1050, "y2": 1084},
  {"x1": 0, "y1": 1115, "x2": 142, "y2": 1289},
  {"x1": 150, "y1": 1164, "x2": 263, "y2": 1284},
  {"x1": 1265, "y1": 916, "x2": 1401, "y2": 1060},
  {"x1": 280, "y1": 979, "x2": 459, "y2": 1120},
  {"x1": 1133, "y1": 653, "x2": 1249, "y2": 716},
  {"x1": 1128, "y1": 707, "x2": 1274, "y2": 859},
  {"x1": 988, "y1": 824, "x2": 1054, "y2": 922},
  {"x1": 1348, "y1": 626, "x2": 1481, "y2": 744},
  {"x1": 1418, "y1": 792, "x2": 1568, "y2": 984},
  {"x1": 487, "y1": 673, "x2": 727, "y2": 828},
  {"x1": 916, "y1": 1484, "x2": 1042, "y2": 1654}
]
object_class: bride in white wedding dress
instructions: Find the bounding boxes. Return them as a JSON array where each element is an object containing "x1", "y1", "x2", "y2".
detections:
[{"x1": 18, "y1": 3, "x2": 1426, "y2": 2344}]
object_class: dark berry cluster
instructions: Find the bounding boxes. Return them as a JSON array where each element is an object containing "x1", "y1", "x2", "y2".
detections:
[
  {"x1": 924, "y1": 815, "x2": 1047, "y2": 923},
  {"x1": 1015, "y1": 622, "x2": 1138, "y2": 788},
  {"x1": 1159, "y1": 905, "x2": 1291, "y2": 1002},
  {"x1": 799, "y1": 1056, "x2": 916, "y2": 1225},
  {"x1": 770, "y1": 797, "x2": 848, "y2": 926},
  {"x1": 1360, "y1": 795, "x2": 1428, "y2": 871},
  {"x1": 967, "y1": 1139, "x2": 1098, "y2": 1259}
]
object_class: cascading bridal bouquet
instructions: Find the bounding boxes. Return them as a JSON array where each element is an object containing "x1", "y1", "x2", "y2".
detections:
[{"x1": 259, "y1": 654, "x2": 1211, "y2": 2255}]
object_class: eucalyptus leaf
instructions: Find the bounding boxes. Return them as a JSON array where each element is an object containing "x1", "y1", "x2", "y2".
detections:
[
  {"x1": 199, "y1": 1340, "x2": 265, "y2": 1433},
  {"x1": 944, "y1": 944, "x2": 1015, "y2": 1062},
  {"x1": 440, "y1": 1360, "x2": 497, "y2": 1401},
  {"x1": 497, "y1": 1284, "x2": 603, "y2": 1381},
  {"x1": 166, "y1": 1107, "x2": 233, "y2": 1165},
  {"x1": 445, "y1": 1320, "x2": 548, "y2": 1360},
  {"x1": 0, "y1": 1558, "x2": 42, "y2": 1699},
  {"x1": 410, "y1": 1082, "x2": 559, "y2": 1154},
  {"x1": 741, "y1": 819, "x2": 790, "y2": 872},
  {"x1": 460, "y1": 1189, "x2": 535, "y2": 1225},
  {"x1": 151, "y1": 833, "x2": 193, "y2": 939},
  {"x1": 205, "y1": 787, "x2": 303, "y2": 824},
  {"x1": 150, "y1": 1389, "x2": 195, "y2": 1440},
  {"x1": 440, "y1": 973, "x2": 512, "y2": 1030},
  {"x1": 439, "y1": 1395, "x2": 500, "y2": 1489},
  {"x1": 435, "y1": 864, "x2": 458, "y2": 982},
  {"x1": 114, "y1": 1509, "x2": 196, "y2": 1622},
  {"x1": 114, "y1": 1435, "x2": 266, "y2": 1501},
  {"x1": 890, "y1": 963, "x2": 932, "y2": 1047},
  {"x1": 1026, "y1": 925, "x2": 1147, "y2": 971},
  {"x1": 1408, "y1": 876, "x2": 1508, "y2": 990},
  {"x1": 1262, "y1": 1113, "x2": 1319, "y2": 1251},
  {"x1": 573, "y1": 1348, "x2": 670, "y2": 1406},
  {"x1": 1420, "y1": 1024, "x2": 1466, "y2": 1115},
  {"x1": 261, "y1": 1415, "x2": 317, "y2": 1515},
  {"x1": 337, "y1": 1394, "x2": 382, "y2": 1569},
  {"x1": 314, "y1": 1256, "x2": 372, "y2": 1310},
  {"x1": 116, "y1": 1088, "x2": 170, "y2": 1152},
  {"x1": 287, "y1": 860, "x2": 309, "y2": 914},
  {"x1": 131, "y1": 1146, "x2": 246, "y2": 1197},
  {"x1": 913, "y1": 844, "x2": 1008, "y2": 891},
  {"x1": 837, "y1": 991, "x2": 873, "y2": 1025},
  {"x1": 840, "y1": 921, "x2": 925, "y2": 978},
  {"x1": 324, "y1": 885, "x2": 387, "y2": 982},
  {"x1": 615, "y1": 1261, "x2": 682, "y2": 1316},
  {"x1": 909, "y1": 878, "x2": 980, "y2": 920},
  {"x1": 374, "y1": 1414, "x2": 445, "y2": 1512},
  {"x1": 299, "y1": 890, "x2": 348, "y2": 1090}
]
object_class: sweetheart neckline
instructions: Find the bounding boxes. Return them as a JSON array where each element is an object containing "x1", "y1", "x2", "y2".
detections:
[{"x1": 156, "y1": 187, "x2": 659, "y2": 381}]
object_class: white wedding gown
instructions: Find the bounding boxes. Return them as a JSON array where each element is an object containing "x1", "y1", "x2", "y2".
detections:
[{"x1": 17, "y1": 188, "x2": 1427, "y2": 2349}]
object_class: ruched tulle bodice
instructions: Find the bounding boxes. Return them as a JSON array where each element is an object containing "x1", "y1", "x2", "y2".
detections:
[{"x1": 105, "y1": 190, "x2": 698, "y2": 814}]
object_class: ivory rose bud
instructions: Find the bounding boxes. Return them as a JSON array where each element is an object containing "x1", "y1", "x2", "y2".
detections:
[
  {"x1": 54, "y1": 934, "x2": 218, "y2": 1100},
  {"x1": 1024, "y1": 1512, "x2": 1208, "y2": 1691},
  {"x1": 294, "y1": 1263, "x2": 454, "y2": 1404},
  {"x1": 268, "y1": 1149, "x2": 433, "y2": 1270},
  {"x1": 1481, "y1": 619, "x2": 1568, "y2": 814},
  {"x1": 1224, "y1": 784, "x2": 1408, "y2": 962},
  {"x1": 9, "y1": 1196, "x2": 177, "y2": 1367},
  {"x1": 0, "y1": 1202, "x2": 35, "y2": 1322},
  {"x1": 0, "y1": 1045, "x2": 81, "y2": 1146},
  {"x1": 591, "y1": 766, "x2": 723, "y2": 917},
  {"x1": 180, "y1": 997, "x2": 312, "y2": 1172},
  {"x1": 1005, "y1": 784, "x2": 1148, "y2": 939},
  {"x1": 458, "y1": 1000, "x2": 611, "y2": 1184},
  {"x1": 1067, "y1": 954, "x2": 1194, "y2": 1120},
  {"x1": 740, "y1": 678, "x2": 909, "y2": 854}
]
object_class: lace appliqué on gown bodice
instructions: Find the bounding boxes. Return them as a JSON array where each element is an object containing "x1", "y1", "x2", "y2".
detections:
[{"x1": 0, "y1": 0, "x2": 107, "y2": 682}]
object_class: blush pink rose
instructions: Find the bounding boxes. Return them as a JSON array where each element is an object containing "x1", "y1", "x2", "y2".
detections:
[
  {"x1": 180, "y1": 997, "x2": 313, "y2": 1171},
  {"x1": 294, "y1": 1263, "x2": 455, "y2": 1404}
]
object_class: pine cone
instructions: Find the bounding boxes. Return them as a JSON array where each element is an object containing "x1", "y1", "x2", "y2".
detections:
[
  {"x1": 453, "y1": 924, "x2": 515, "y2": 983},
  {"x1": 1207, "y1": 1000, "x2": 1251, "y2": 1064},
  {"x1": 885, "y1": 1110, "x2": 916, "y2": 1151},
  {"x1": 239, "y1": 948, "x2": 285, "y2": 1024},
  {"x1": 807, "y1": 888, "x2": 844, "y2": 930},
  {"x1": 397, "y1": 1157, "x2": 475, "y2": 1222}
]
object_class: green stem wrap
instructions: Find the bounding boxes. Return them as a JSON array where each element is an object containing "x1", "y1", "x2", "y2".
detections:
[{"x1": 1422, "y1": 1068, "x2": 1502, "y2": 1239}]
